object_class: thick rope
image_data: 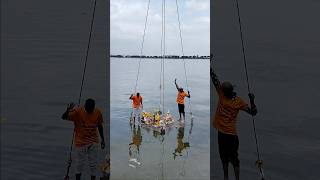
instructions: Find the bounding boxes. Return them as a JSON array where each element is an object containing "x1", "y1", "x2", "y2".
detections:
[
  {"x1": 159, "y1": 135, "x2": 166, "y2": 180},
  {"x1": 175, "y1": 0, "x2": 193, "y2": 117},
  {"x1": 158, "y1": 0, "x2": 166, "y2": 114},
  {"x1": 162, "y1": 0, "x2": 166, "y2": 114},
  {"x1": 175, "y1": 1, "x2": 193, "y2": 177},
  {"x1": 158, "y1": 4, "x2": 166, "y2": 179},
  {"x1": 234, "y1": 0, "x2": 265, "y2": 178},
  {"x1": 160, "y1": 60, "x2": 163, "y2": 111},
  {"x1": 134, "y1": 0, "x2": 151, "y2": 93},
  {"x1": 64, "y1": 0, "x2": 97, "y2": 178},
  {"x1": 160, "y1": 0, "x2": 163, "y2": 111}
]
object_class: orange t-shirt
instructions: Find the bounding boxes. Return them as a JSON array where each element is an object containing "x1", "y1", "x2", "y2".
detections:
[
  {"x1": 131, "y1": 95, "x2": 143, "y2": 108},
  {"x1": 176, "y1": 91, "x2": 188, "y2": 104},
  {"x1": 68, "y1": 107, "x2": 103, "y2": 147},
  {"x1": 213, "y1": 88, "x2": 248, "y2": 135}
]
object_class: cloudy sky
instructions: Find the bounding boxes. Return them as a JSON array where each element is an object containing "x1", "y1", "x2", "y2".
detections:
[{"x1": 111, "y1": 0, "x2": 210, "y2": 56}]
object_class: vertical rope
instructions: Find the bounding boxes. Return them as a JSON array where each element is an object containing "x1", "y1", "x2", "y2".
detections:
[
  {"x1": 134, "y1": 0, "x2": 151, "y2": 93},
  {"x1": 175, "y1": 1, "x2": 193, "y2": 177},
  {"x1": 175, "y1": 0, "x2": 192, "y2": 116},
  {"x1": 160, "y1": 0, "x2": 164, "y2": 111},
  {"x1": 159, "y1": 136, "x2": 166, "y2": 180},
  {"x1": 162, "y1": 0, "x2": 166, "y2": 114},
  {"x1": 64, "y1": 0, "x2": 97, "y2": 178},
  {"x1": 234, "y1": 0, "x2": 264, "y2": 178},
  {"x1": 159, "y1": 2, "x2": 166, "y2": 180}
]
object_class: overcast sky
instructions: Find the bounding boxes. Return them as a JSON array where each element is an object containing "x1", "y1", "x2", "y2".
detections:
[{"x1": 111, "y1": 0, "x2": 210, "y2": 56}]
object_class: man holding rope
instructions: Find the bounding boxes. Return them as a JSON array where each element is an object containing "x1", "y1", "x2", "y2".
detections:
[
  {"x1": 210, "y1": 60, "x2": 257, "y2": 180},
  {"x1": 62, "y1": 98, "x2": 105, "y2": 180},
  {"x1": 174, "y1": 78, "x2": 191, "y2": 121},
  {"x1": 129, "y1": 92, "x2": 143, "y2": 125}
]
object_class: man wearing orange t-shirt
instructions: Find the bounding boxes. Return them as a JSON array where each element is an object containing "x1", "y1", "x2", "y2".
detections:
[
  {"x1": 62, "y1": 98, "x2": 105, "y2": 180},
  {"x1": 175, "y1": 79, "x2": 190, "y2": 121},
  {"x1": 211, "y1": 64, "x2": 257, "y2": 180},
  {"x1": 129, "y1": 92, "x2": 143, "y2": 124}
]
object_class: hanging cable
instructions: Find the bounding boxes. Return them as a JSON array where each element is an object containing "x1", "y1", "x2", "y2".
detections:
[
  {"x1": 64, "y1": 0, "x2": 97, "y2": 179},
  {"x1": 233, "y1": 0, "x2": 265, "y2": 179},
  {"x1": 175, "y1": 0, "x2": 193, "y2": 117}
]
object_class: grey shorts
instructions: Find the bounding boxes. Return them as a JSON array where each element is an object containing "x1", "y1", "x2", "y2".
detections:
[
  {"x1": 75, "y1": 143, "x2": 99, "y2": 176},
  {"x1": 133, "y1": 108, "x2": 141, "y2": 118}
]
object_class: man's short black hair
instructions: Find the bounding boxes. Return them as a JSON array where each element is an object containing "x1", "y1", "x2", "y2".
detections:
[{"x1": 85, "y1": 98, "x2": 95, "y2": 113}]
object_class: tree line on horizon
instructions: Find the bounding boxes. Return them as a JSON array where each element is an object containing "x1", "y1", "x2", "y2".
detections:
[{"x1": 110, "y1": 54, "x2": 210, "y2": 59}]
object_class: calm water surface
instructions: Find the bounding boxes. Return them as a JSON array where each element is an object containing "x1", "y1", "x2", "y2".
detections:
[{"x1": 110, "y1": 58, "x2": 210, "y2": 180}]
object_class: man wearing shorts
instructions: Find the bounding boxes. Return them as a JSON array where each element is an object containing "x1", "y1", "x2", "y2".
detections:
[
  {"x1": 211, "y1": 65, "x2": 257, "y2": 180},
  {"x1": 62, "y1": 98, "x2": 105, "y2": 180},
  {"x1": 174, "y1": 78, "x2": 190, "y2": 121},
  {"x1": 129, "y1": 92, "x2": 143, "y2": 124}
]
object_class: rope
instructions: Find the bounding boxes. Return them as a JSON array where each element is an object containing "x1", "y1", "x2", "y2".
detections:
[
  {"x1": 175, "y1": 0, "x2": 193, "y2": 117},
  {"x1": 133, "y1": 0, "x2": 151, "y2": 93},
  {"x1": 160, "y1": 0, "x2": 163, "y2": 111},
  {"x1": 160, "y1": 59, "x2": 163, "y2": 111},
  {"x1": 158, "y1": 3, "x2": 166, "y2": 179},
  {"x1": 174, "y1": 1, "x2": 193, "y2": 176},
  {"x1": 159, "y1": 135, "x2": 166, "y2": 180},
  {"x1": 162, "y1": 0, "x2": 166, "y2": 114},
  {"x1": 233, "y1": 0, "x2": 265, "y2": 178},
  {"x1": 64, "y1": 0, "x2": 97, "y2": 179},
  {"x1": 158, "y1": 0, "x2": 166, "y2": 114}
]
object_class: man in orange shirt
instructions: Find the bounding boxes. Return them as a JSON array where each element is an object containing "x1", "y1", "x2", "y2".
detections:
[
  {"x1": 129, "y1": 92, "x2": 143, "y2": 125},
  {"x1": 175, "y1": 79, "x2": 190, "y2": 121},
  {"x1": 211, "y1": 65, "x2": 257, "y2": 180},
  {"x1": 62, "y1": 98, "x2": 105, "y2": 180}
]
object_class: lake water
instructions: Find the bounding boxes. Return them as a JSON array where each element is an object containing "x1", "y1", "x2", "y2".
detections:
[
  {"x1": 211, "y1": 0, "x2": 320, "y2": 179},
  {"x1": 1, "y1": 1, "x2": 108, "y2": 179},
  {"x1": 110, "y1": 58, "x2": 210, "y2": 180}
]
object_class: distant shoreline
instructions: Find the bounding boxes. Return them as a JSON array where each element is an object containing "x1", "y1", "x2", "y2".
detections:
[{"x1": 110, "y1": 55, "x2": 210, "y2": 59}]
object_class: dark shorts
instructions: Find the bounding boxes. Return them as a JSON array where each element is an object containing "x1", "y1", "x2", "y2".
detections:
[
  {"x1": 218, "y1": 131, "x2": 240, "y2": 166},
  {"x1": 178, "y1": 104, "x2": 185, "y2": 113}
]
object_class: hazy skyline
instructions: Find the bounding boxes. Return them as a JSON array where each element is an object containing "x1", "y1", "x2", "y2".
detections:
[{"x1": 111, "y1": 0, "x2": 210, "y2": 56}]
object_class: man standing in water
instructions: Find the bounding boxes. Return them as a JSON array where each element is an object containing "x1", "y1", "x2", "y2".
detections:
[
  {"x1": 210, "y1": 65, "x2": 257, "y2": 180},
  {"x1": 129, "y1": 92, "x2": 143, "y2": 124},
  {"x1": 174, "y1": 79, "x2": 190, "y2": 121},
  {"x1": 62, "y1": 98, "x2": 105, "y2": 180}
]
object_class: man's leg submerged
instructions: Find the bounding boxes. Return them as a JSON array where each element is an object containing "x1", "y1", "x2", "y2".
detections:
[
  {"x1": 231, "y1": 155, "x2": 240, "y2": 180},
  {"x1": 231, "y1": 135, "x2": 240, "y2": 180},
  {"x1": 88, "y1": 144, "x2": 98, "y2": 179},
  {"x1": 233, "y1": 165, "x2": 240, "y2": 180},
  {"x1": 182, "y1": 104, "x2": 185, "y2": 120},
  {"x1": 75, "y1": 146, "x2": 86, "y2": 180},
  {"x1": 218, "y1": 131, "x2": 231, "y2": 180},
  {"x1": 222, "y1": 162, "x2": 229, "y2": 180}
]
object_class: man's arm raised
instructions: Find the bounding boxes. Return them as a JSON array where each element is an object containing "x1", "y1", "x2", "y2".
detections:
[
  {"x1": 210, "y1": 67, "x2": 221, "y2": 92},
  {"x1": 61, "y1": 102, "x2": 75, "y2": 120},
  {"x1": 174, "y1": 78, "x2": 179, "y2": 91}
]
